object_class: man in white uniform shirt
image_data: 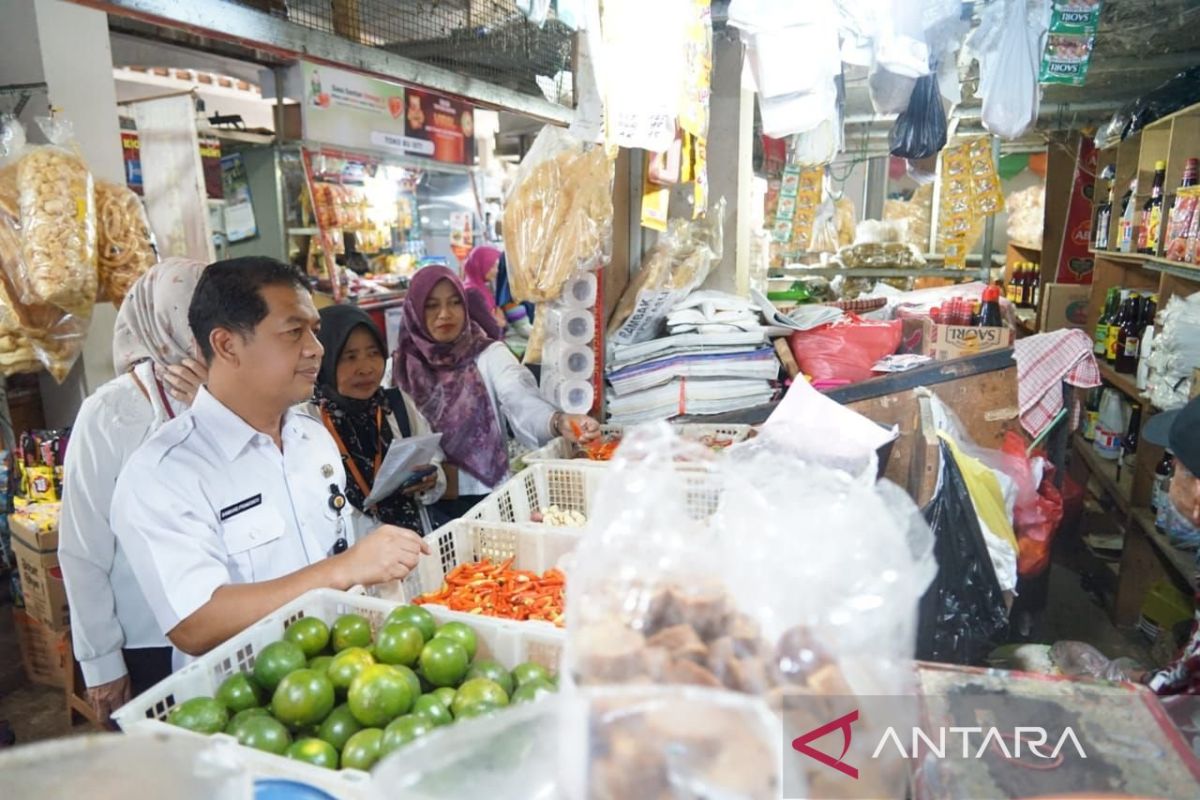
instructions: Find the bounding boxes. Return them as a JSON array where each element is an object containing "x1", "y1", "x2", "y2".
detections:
[{"x1": 112, "y1": 258, "x2": 429, "y2": 659}]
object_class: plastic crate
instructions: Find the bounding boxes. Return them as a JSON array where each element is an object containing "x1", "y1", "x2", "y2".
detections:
[
  {"x1": 520, "y1": 423, "x2": 754, "y2": 467},
  {"x1": 112, "y1": 589, "x2": 564, "y2": 787},
  {"x1": 464, "y1": 462, "x2": 724, "y2": 527},
  {"x1": 398, "y1": 518, "x2": 579, "y2": 612}
]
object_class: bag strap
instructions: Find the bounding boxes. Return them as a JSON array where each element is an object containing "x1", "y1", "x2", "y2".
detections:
[{"x1": 383, "y1": 387, "x2": 413, "y2": 439}]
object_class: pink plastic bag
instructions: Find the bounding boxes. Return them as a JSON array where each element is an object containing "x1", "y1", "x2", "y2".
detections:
[
  {"x1": 999, "y1": 431, "x2": 1064, "y2": 577},
  {"x1": 789, "y1": 315, "x2": 902, "y2": 384}
]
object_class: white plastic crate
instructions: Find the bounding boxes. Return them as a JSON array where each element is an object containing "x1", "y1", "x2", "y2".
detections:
[
  {"x1": 463, "y1": 463, "x2": 606, "y2": 525},
  {"x1": 113, "y1": 588, "x2": 564, "y2": 786},
  {"x1": 396, "y1": 518, "x2": 579, "y2": 616},
  {"x1": 520, "y1": 423, "x2": 754, "y2": 467},
  {"x1": 465, "y1": 462, "x2": 724, "y2": 526}
]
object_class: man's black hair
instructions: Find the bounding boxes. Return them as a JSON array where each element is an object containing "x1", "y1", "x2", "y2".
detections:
[{"x1": 188, "y1": 257, "x2": 309, "y2": 362}]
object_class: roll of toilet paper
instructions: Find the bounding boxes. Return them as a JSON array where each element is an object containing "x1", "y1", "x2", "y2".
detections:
[
  {"x1": 561, "y1": 273, "x2": 598, "y2": 309},
  {"x1": 548, "y1": 307, "x2": 595, "y2": 346},
  {"x1": 558, "y1": 344, "x2": 594, "y2": 380},
  {"x1": 557, "y1": 379, "x2": 594, "y2": 415}
]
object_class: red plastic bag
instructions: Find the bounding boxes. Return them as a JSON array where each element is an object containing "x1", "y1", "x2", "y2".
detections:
[
  {"x1": 789, "y1": 315, "x2": 902, "y2": 384},
  {"x1": 999, "y1": 431, "x2": 1065, "y2": 577}
]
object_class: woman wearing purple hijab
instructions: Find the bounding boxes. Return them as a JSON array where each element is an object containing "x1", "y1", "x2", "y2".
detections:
[{"x1": 394, "y1": 266, "x2": 600, "y2": 518}]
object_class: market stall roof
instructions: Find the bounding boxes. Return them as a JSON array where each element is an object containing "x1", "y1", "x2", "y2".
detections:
[{"x1": 830, "y1": 0, "x2": 1200, "y2": 145}]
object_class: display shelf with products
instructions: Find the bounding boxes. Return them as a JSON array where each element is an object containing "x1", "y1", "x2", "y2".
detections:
[
  {"x1": 1073, "y1": 434, "x2": 1134, "y2": 515},
  {"x1": 1133, "y1": 508, "x2": 1197, "y2": 590},
  {"x1": 1098, "y1": 362, "x2": 1144, "y2": 403}
]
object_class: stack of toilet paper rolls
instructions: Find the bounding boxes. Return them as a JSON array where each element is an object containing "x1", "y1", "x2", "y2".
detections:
[{"x1": 540, "y1": 272, "x2": 598, "y2": 415}]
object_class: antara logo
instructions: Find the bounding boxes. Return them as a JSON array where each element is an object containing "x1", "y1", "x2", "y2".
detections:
[{"x1": 791, "y1": 711, "x2": 1087, "y2": 779}]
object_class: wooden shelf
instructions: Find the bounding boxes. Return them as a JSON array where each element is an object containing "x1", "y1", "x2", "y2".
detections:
[
  {"x1": 1132, "y1": 508, "x2": 1197, "y2": 589},
  {"x1": 1091, "y1": 250, "x2": 1200, "y2": 280},
  {"x1": 1072, "y1": 434, "x2": 1134, "y2": 514},
  {"x1": 1097, "y1": 362, "x2": 1144, "y2": 403}
]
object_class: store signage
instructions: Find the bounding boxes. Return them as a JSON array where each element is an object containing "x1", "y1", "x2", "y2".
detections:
[
  {"x1": 1056, "y1": 137, "x2": 1096, "y2": 284},
  {"x1": 301, "y1": 62, "x2": 474, "y2": 165}
]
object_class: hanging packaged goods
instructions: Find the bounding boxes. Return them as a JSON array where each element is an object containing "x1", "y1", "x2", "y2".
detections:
[
  {"x1": 1040, "y1": 2, "x2": 1102, "y2": 86},
  {"x1": 938, "y1": 138, "x2": 1004, "y2": 269}
]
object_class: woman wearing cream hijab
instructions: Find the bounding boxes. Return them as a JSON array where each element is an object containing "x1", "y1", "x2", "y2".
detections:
[{"x1": 58, "y1": 257, "x2": 209, "y2": 723}]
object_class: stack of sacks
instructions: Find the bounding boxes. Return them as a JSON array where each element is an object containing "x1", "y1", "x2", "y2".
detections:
[{"x1": 607, "y1": 290, "x2": 780, "y2": 424}]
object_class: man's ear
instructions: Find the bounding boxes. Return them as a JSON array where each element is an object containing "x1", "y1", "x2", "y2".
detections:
[{"x1": 209, "y1": 328, "x2": 241, "y2": 367}]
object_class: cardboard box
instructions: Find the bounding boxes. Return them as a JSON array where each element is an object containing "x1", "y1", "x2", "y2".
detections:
[
  {"x1": 9, "y1": 516, "x2": 69, "y2": 631},
  {"x1": 924, "y1": 321, "x2": 1015, "y2": 361},
  {"x1": 12, "y1": 608, "x2": 70, "y2": 689},
  {"x1": 1039, "y1": 283, "x2": 1092, "y2": 332}
]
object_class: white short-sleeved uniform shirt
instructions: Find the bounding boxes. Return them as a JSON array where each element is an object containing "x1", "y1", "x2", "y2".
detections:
[{"x1": 111, "y1": 387, "x2": 355, "y2": 639}]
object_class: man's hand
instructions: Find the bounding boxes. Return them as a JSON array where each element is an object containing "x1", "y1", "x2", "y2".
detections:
[
  {"x1": 161, "y1": 358, "x2": 209, "y2": 406},
  {"x1": 401, "y1": 465, "x2": 439, "y2": 497},
  {"x1": 338, "y1": 525, "x2": 431, "y2": 587},
  {"x1": 87, "y1": 674, "x2": 132, "y2": 725}
]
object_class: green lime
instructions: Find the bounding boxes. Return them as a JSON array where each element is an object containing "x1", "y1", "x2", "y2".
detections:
[
  {"x1": 308, "y1": 655, "x2": 335, "y2": 674},
  {"x1": 411, "y1": 694, "x2": 453, "y2": 727},
  {"x1": 286, "y1": 737, "x2": 339, "y2": 769},
  {"x1": 386, "y1": 605, "x2": 436, "y2": 643},
  {"x1": 418, "y1": 637, "x2": 469, "y2": 688},
  {"x1": 285, "y1": 617, "x2": 331, "y2": 659},
  {"x1": 235, "y1": 715, "x2": 292, "y2": 755},
  {"x1": 432, "y1": 687, "x2": 457, "y2": 708},
  {"x1": 466, "y1": 659, "x2": 514, "y2": 697},
  {"x1": 511, "y1": 661, "x2": 554, "y2": 689},
  {"x1": 215, "y1": 672, "x2": 263, "y2": 714},
  {"x1": 340, "y1": 728, "x2": 384, "y2": 771},
  {"x1": 317, "y1": 703, "x2": 363, "y2": 752},
  {"x1": 450, "y1": 678, "x2": 509, "y2": 719},
  {"x1": 381, "y1": 714, "x2": 432, "y2": 756},
  {"x1": 433, "y1": 621, "x2": 477, "y2": 660},
  {"x1": 511, "y1": 677, "x2": 557, "y2": 704},
  {"x1": 375, "y1": 623, "x2": 425, "y2": 667},
  {"x1": 348, "y1": 664, "x2": 413, "y2": 727},
  {"x1": 225, "y1": 707, "x2": 271, "y2": 736},
  {"x1": 331, "y1": 614, "x2": 373, "y2": 652},
  {"x1": 271, "y1": 668, "x2": 335, "y2": 728},
  {"x1": 167, "y1": 696, "x2": 228, "y2": 734},
  {"x1": 391, "y1": 664, "x2": 422, "y2": 702},
  {"x1": 253, "y1": 640, "x2": 307, "y2": 693},
  {"x1": 327, "y1": 646, "x2": 375, "y2": 695}
]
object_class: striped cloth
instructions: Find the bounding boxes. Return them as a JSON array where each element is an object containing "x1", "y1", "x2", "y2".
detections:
[{"x1": 1014, "y1": 329, "x2": 1102, "y2": 439}]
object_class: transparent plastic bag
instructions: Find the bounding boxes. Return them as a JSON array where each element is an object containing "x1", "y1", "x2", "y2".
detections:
[
  {"x1": 375, "y1": 686, "x2": 783, "y2": 800},
  {"x1": 568, "y1": 424, "x2": 935, "y2": 695},
  {"x1": 974, "y1": 0, "x2": 1042, "y2": 140},
  {"x1": 13, "y1": 116, "x2": 97, "y2": 316},
  {"x1": 565, "y1": 424, "x2": 932, "y2": 798},
  {"x1": 0, "y1": 116, "x2": 95, "y2": 381},
  {"x1": 502, "y1": 125, "x2": 613, "y2": 304},
  {"x1": 889, "y1": 71, "x2": 947, "y2": 160},
  {"x1": 96, "y1": 180, "x2": 157, "y2": 306},
  {"x1": 1049, "y1": 641, "x2": 1138, "y2": 683},
  {"x1": 607, "y1": 198, "x2": 725, "y2": 345}
]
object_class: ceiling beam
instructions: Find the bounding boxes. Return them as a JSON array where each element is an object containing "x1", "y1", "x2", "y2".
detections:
[{"x1": 74, "y1": 0, "x2": 575, "y2": 124}]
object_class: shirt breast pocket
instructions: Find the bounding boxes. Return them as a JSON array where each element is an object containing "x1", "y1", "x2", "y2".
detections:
[{"x1": 222, "y1": 507, "x2": 285, "y2": 583}]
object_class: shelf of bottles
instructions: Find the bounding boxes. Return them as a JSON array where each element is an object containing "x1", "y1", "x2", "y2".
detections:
[{"x1": 1092, "y1": 101, "x2": 1200, "y2": 266}]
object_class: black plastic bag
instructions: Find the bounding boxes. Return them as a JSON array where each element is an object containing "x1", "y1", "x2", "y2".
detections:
[
  {"x1": 889, "y1": 71, "x2": 947, "y2": 160},
  {"x1": 916, "y1": 441, "x2": 1010, "y2": 664}
]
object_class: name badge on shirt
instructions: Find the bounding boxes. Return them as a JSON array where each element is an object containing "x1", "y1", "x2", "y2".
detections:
[{"x1": 220, "y1": 494, "x2": 263, "y2": 521}]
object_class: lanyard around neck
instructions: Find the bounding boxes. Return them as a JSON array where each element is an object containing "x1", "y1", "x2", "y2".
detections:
[{"x1": 321, "y1": 405, "x2": 383, "y2": 502}]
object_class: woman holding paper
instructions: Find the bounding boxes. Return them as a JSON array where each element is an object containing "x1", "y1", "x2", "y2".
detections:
[
  {"x1": 393, "y1": 266, "x2": 599, "y2": 519},
  {"x1": 309, "y1": 304, "x2": 446, "y2": 535}
]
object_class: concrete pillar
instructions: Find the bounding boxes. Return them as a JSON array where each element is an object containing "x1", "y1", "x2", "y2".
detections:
[
  {"x1": 700, "y1": 30, "x2": 753, "y2": 296},
  {"x1": 0, "y1": 0, "x2": 124, "y2": 426}
]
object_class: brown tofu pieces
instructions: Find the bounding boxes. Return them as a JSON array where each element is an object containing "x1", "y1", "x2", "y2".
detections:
[{"x1": 576, "y1": 586, "x2": 832, "y2": 697}]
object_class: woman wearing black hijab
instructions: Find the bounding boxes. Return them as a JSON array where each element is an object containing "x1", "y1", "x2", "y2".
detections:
[{"x1": 308, "y1": 304, "x2": 446, "y2": 534}]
